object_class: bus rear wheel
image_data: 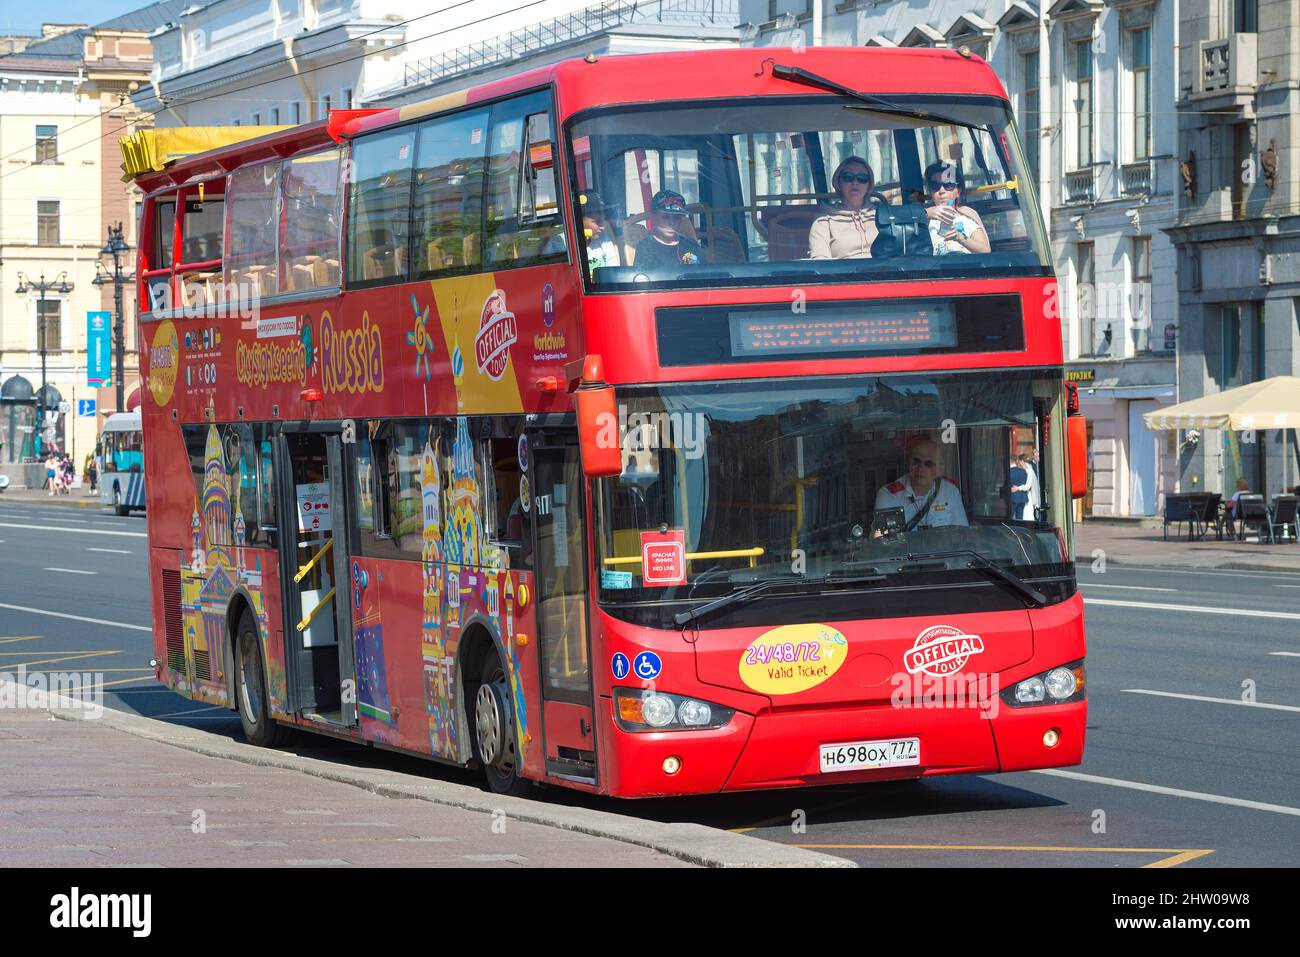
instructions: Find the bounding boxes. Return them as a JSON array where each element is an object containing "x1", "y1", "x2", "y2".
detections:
[
  {"x1": 113, "y1": 486, "x2": 128, "y2": 517},
  {"x1": 235, "y1": 611, "x2": 283, "y2": 748},
  {"x1": 473, "y1": 652, "x2": 533, "y2": 798}
]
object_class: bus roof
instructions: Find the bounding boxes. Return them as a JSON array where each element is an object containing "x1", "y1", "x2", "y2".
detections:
[
  {"x1": 133, "y1": 48, "x2": 1009, "y2": 191},
  {"x1": 103, "y1": 411, "x2": 142, "y2": 431}
]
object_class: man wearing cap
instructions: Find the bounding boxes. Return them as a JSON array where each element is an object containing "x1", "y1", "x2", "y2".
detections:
[{"x1": 633, "y1": 189, "x2": 704, "y2": 268}]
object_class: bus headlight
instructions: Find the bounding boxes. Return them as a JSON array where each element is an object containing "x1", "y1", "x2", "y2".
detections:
[
  {"x1": 614, "y1": 688, "x2": 734, "y2": 732},
  {"x1": 1002, "y1": 661, "x2": 1086, "y2": 708}
]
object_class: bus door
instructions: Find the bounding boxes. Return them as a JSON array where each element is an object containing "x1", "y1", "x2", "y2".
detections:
[
  {"x1": 527, "y1": 436, "x2": 597, "y2": 783},
  {"x1": 275, "y1": 426, "x2": 358, "y2": 726}
]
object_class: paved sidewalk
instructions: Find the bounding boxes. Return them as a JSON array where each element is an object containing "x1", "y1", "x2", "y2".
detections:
[
  {"x1": 1, "y1": 684, "x2": 851, "y2": 868},
  {"x1": 0, "y1": 485, "x2": 103, "y2": 508},
  {"x1": 0, "y1": 708, "x2": 692, "y2": 868},
  {"x1": 1076, "y1": 520, "x2": 1300, "y2": 572}
]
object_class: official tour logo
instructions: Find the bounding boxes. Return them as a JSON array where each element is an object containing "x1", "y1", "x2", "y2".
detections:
[
  {"x1": 475, "y1": 289, "x2": 518, "y2": 381},
  {"x1": 903, "y1": 624, "x2": 985, "y2": 677}
]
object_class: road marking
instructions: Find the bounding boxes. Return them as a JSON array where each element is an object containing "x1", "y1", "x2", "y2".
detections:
[
  {"x1": 1032, "y1": 768, "x2": 1300, "y2": 817},
  {"x1": 44, "y1": 567, "x2": 96, "y2": 576},
  {"x1": 0, "y1": 602, "x2": 150, "y2": 632},
  {"x1": 0, "y1": 636, "x2": 41, "y2": 644},
  {"x1": 791, "y1": 844, "x2": 1213, "y2": 867},
  {"x1": 1274, "y1": 585, "x2": 1300, "y2": 589},
  {"x1": 154, "y1": 706, "x2": 224, "y2": 718},
  {"x1": 58, "y1": 676, "x2": 158, "y2": 693},
  {"x1": 1080, "y1": 583, "x2": 1177, "y2": 592},
  {"x1": 0, "y1": 522, "x2": 145, "y2": 538},
  {"x1": 730, "y1": 795, "x2": 867, "y2": 834},
  {"x1": 2, "y1": 650, "x2": 121, "y2": 669},
  {"x1": 1081, "y1": 566, "x2": 1300, "y2": 581},
  {"x1": 1084, "y1": 598, "x2": 1300, "y2": 621},
  {"x1": 23, "y1": 667, "x2": 153, "y2": 672},
  {"x1": 1269, "y1": 652, "x2": 1300, "y2": 658},
  {"x1": 1122, "y1": 688, "x2": 1300, "y2": 713},
  {"x1": 87, "y1": 547, "x2": 133, "y2": 555}
]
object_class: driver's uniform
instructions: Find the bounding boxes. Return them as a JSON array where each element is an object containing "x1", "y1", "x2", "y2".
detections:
[{"x1": 873, "y1": 477, "x2": 968, "y2": 528}]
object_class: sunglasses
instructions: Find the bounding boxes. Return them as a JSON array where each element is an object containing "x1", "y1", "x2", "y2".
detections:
[
  {"x1": 928, "y1": 180, "x2": 959, "y2": 191},
  {"x1": 656, "y1": 208, "x2": 687, "y2": 217},
  {"x1": 840, "y1": 173, "x2": 872, "y2": 185},
  {"x1": 910, "y1": 457, "x2": 937, "y2": 468}
]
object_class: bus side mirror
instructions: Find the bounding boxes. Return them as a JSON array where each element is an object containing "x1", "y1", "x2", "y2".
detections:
[
  {"x1": 576, "y1": 355, "x2": 622, "y2": 478},
  {"x1": 1068, "y1": 415, "x2": 1088, "y2": 500}
]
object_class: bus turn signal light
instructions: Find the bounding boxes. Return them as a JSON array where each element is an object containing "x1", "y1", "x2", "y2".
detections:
[{"x1": 300, "y1": 388, "x2": 323, "y2": 402}]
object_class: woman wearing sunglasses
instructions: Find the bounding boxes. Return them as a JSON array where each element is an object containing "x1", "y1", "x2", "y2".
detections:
[
  {"x1": 808, "y1": 156, "x2": 879, "y2": 259},
  {"x1": 923, "y1": 160, "x2": 990, "y2": 255}
]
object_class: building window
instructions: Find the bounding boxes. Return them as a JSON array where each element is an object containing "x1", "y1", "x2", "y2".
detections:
[
  {"x1": 292, "y1": 101, "x2": 302, "y2": 124},
  {"x1": 1074, "y1": 40, "x2": 1093, "y2": 169},
  {"x1": 1235, "y1": 0, "x2": 1257, "y2": 32},
  {"x1": 1076, "y1": 241, "x2": 1095, "y2": 356},
  {"x1": 271, "y1": 106, "x2": 280, "y2": 125},
  {"x1": 1023, "y1": 51, "x2": 1040, "y2": 184},
  {"x1": 1130, "y1": 27, "x2": 1151, "y2": 160},
  {"x1": 251, "y1": 112, "x2": 261, "y2": 126},
  {"x1": 319, "y1": 94, "x2": 331, "y2": 119},
  {"x1": 35, "y1": 124, "x2": 57, "y2": 163},
  {"x1": 342, "y1": 87, "x2": 353, "y2": 109},
  {"x1": 37, "y1": 200, "x2": 59, "y2": 245},
  {"x1": 37, "y1": 299, "x2": 61, "y2": 352},
  {"x1": 1131, "y1": 236, "x2": 1151, "y2": 351}
]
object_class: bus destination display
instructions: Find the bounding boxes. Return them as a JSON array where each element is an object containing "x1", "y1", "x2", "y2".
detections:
[{"x1": 728, "y1": 305, "x2": 957, "y2": 358}]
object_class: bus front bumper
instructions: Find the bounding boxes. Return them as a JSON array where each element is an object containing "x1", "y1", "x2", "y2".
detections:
[{"x1": 601, "y1": 696, "x2": 1086, "y2": 797}]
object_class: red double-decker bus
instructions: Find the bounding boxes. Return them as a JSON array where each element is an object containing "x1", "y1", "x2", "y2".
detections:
[{"x1": 135, "y1": 47, "x2": 1089, "y2": 798}]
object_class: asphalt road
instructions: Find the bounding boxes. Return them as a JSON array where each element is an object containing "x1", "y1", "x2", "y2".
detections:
[{"x1": 2, "y1": 498, "x2": 1297, "y2": 867}]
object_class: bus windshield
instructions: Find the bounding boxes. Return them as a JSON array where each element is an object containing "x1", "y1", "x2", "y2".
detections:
[
  {"x1": 594, "y1": 370, "x2": 1069, "y2": 607},
  {"x1": 568, "y1": 94, "x2": 1048, "y2": 291}
]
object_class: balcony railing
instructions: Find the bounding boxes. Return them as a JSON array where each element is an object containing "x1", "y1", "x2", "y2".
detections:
[
  {"x1": 1121, "y1": 159, "x2": 1153, "y2": 196},
  {"x1": 1196, "y1": 33, "x2": 1257, "y2": 96},
  {"x1": 401, "y1": 0, "x2": 739, "y2": 90},
  {"x1": 1065, "y1": 168, "x2": 1095, "y2": 204}
]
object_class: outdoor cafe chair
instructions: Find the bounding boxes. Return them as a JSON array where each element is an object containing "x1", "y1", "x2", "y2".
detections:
[
  {"x1": 1163, "y1": 493, "x2": 1200, "y2": 540},
  {"x1": 1198, "y1": 492, "x2": 1225, "y2": 541},
  {"x1": 1235, "y1": 494, "x2": 1272, "y2": 544},
  {"x1": 1269, "y1": 495, "x2": 1298, "y2": 544}
]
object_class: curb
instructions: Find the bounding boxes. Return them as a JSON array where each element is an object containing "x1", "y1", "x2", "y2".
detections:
[
  {"x1": 5, "y1": 679, "x2": 853, "y2": 869},
  {"x1": 1088, "y1": 553, "x2": 1300, "y2": 574},
  {"x1": 0, "y1": 494, "x2": 104, "y2": 510}
]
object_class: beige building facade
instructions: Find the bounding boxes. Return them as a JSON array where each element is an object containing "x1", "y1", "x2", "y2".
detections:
[{"x1": 0, "y1": 3, "x2": 180, "y2": 485}]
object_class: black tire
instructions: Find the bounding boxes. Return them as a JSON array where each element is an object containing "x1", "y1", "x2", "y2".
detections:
[
  {"x1": 234, "y1": 610, "x2": 283, "y2": 747},
  {"x1": 471, "y1": 650, "x2": 534, "y2": 798},
  {"x1": 113, "y1": 486, "x2": 128, "y2": 517}
]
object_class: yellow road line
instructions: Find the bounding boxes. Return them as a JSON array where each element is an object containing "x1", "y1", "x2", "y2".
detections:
[
  {"x1": 21, "y1": 668, "x2": 154, "y2": 673},
  {"x1": 1145, "y1": 849, "x2": 1216, "y2": 868},
  {"x1": 794, "y1": 843, "x2": 1215, "y2": 867},
  {"x1": 730, "y1": 795, "x2": 867, "y2": 834},
  {"x1": 1, "y1": 650, "x2": 121, "y2": 668},
  {"x1": 0, "y1": 636, "x2": 41, "y2": 644}
]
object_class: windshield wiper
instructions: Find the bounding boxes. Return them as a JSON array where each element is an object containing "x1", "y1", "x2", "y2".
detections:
[
  {"x1": 672, "y1": 573, "x2": 886, "y2": 628},
  {"x1": 770, "y1": 63, "x2": 967, "y2": 128},
  {"x1": 897, "y1": 549, "x2": 1048, "y2": 607}
]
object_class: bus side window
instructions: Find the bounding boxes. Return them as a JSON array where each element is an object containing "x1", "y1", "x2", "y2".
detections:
[
  {"x1": 483, "y1": 94, "x2": 567, "y2": 269},
  {"x1": 226, "y1": 162, "x2": 281, "y2": 300},
  {"x1": 346, "y1": 129, "x2": 415, "y2": 286},
  {"x1": 412, "y1": 109, "x2": 489, "y2": 278},
  {"x1": 281, "y1": 149, "x2": 342, "y2": 292},
  {"x1": 484, "y1": 436, "x2": 523, "y2": 546},
  {"x1": 256, "y1": 427, "x2": 277, "y2": 541}
]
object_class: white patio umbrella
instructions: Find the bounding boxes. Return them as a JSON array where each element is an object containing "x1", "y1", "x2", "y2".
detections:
[{"x1": 1144, "y1": 376, "x2": 1300, "y2": 492}]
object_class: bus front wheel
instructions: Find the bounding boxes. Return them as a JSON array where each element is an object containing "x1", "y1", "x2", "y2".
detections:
[
  {"x1": 113, "y1": 486, "x2": 128, "y2": 516},
  {"x1": 472, "y1": 652, "x2": 533, "y2": 798},
  {"x1": 235, "y1": 611, "x2": 283, "y2": 748}
]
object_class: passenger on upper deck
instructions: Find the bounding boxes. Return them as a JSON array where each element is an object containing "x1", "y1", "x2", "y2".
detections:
[
  {"x1": 923, "y1": 161, "x2": 991, "y2": 255},
  {"x1": 808, "y1": 157, "x2": 879, "y2": 260},
  {"x1": 633, "y1": 189, "x2": 704, "y2": 268}
]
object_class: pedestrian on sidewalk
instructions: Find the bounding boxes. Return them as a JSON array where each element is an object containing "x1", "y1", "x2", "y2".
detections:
[
  {"x1": 1023, "y1": 448, "x2": 1042, "y2": 520},
  {"x1": 60, "y1": 454, "x2": 75, "y2": 494},
  {"x1": 1009, "y1": 453, "x2": 1031, "y2": 520},
  {"x1": 84, "y1": 453, "x2": 98, "y2": 495},
  {"x1": 44, "y1": 453, "x2": 58, "y2": 495}
]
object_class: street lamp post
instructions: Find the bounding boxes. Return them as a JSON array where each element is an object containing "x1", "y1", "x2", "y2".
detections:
[
  {"x1": 15, "y1": 270, "x2": 71, "y2": 455},
  {"x1": 94, "y1": 223, "x2": 135, "y2": 413}
]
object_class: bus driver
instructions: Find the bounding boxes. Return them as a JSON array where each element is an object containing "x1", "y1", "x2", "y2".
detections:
[{"x1": 874, "y1": 436, "x2": 968, "y2": 529}]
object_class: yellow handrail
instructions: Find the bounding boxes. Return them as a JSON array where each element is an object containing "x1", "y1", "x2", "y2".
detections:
[
  {"x1": 294, "y1": 539, "x2": 333, "y2": 583},
  {"x1": 296, "y1": 587, "x2": 336, "y2": 633},
  {"x1": 603, "y1": 547, "x2": 765, "y2": 566}
]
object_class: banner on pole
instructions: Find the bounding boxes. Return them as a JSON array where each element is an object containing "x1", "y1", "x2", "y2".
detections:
[{"x1": 87, "y1": 311, "x2": 112, "y2": 388}]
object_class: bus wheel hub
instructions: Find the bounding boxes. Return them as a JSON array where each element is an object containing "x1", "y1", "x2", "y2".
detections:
[{"x1": 476, "y1": 681, "x2": 509, "y2": 766}]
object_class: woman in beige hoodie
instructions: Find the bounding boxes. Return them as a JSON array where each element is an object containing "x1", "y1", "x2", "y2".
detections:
[{"x1": 808, "y1": 157, "x2": 878, "y2": 259}]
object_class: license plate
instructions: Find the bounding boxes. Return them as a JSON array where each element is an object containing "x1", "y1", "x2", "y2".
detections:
[{"x1": 819, "y1": 737, "x2": 920, "y2": 773}]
